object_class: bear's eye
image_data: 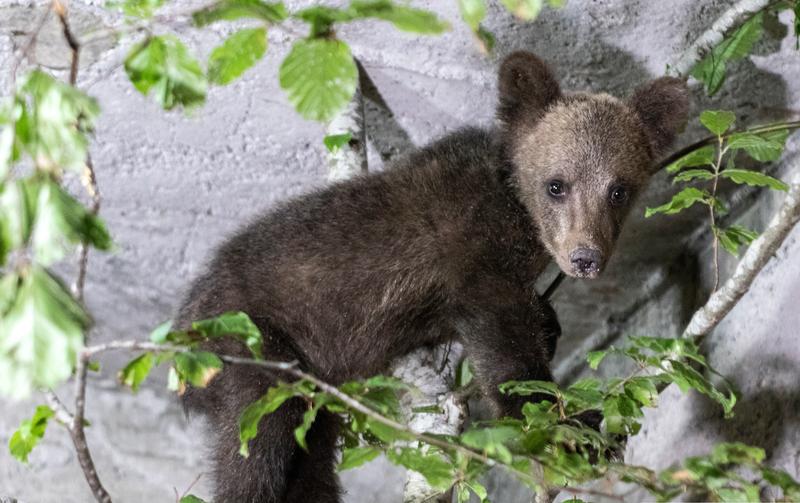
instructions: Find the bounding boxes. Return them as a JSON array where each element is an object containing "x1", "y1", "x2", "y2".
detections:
[
  {"x1": 547, "y1": 180, "x2": 566, "y2": 198},
  {"x1": 609, "y1": 185, "x2": 628, "y2": 206}
]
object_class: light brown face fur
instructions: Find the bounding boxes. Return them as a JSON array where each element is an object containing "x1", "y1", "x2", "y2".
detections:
[{"x1": 497, "y1": 52, "x2": 689, "y2": 279}]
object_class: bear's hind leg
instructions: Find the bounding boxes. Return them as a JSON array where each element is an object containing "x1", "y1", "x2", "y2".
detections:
[
  {"x1": 283, "y1": 409, "x2": 343, "y2": 503},
  {"x1": 210, "y1": 395, "x2": 307, "y2": 503}
]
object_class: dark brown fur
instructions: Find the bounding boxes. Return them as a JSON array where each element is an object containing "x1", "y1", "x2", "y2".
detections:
[{"x1": 176, "y1": 52, "x2": 689, "y2": 502}]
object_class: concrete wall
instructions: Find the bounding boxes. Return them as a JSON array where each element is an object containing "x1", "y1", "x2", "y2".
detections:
[{"x1": 1, "y1": 0, "x2": 798, "y2": 501}]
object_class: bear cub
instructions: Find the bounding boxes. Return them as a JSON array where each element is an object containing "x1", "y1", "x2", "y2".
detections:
[{"x1": 176, "y1": 52, "x2": 689, "y2": 502}]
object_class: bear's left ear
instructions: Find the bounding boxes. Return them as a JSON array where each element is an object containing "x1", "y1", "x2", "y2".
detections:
[
  {"x1": 497, "y1": 51, "x2": 561, "y2": 130},
  {"x1": 627, "y1": 77, "x2": 690, "y2": 159}
]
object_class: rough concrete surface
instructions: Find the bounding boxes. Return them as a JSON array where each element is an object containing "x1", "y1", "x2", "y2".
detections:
[{"x1": 1, "y1": 0, "x2": 799, "y2": 501}]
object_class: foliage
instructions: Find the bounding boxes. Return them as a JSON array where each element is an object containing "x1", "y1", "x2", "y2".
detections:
[
  {"x1": 648, "y1": 110, "x2": 791, "y2": 261},
  {"x1": 53, "y1": 312, "x2": 790, "y2": 502},
  {"x1": 8, "y1": 405, "x2": 54, "y2": 463}
]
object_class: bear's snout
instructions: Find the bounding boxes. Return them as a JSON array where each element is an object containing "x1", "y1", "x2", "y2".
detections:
[{"x1": 569, "y1": 247, "x2": 603, "y2": 278}]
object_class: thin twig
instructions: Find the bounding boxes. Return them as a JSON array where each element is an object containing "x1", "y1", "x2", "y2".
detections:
[
  {"x1": 666, "y1": 0, "x2": 780, "y2": 79},
  {"x1": 74, "y1": 155, "x2": 101, "y2": 302},
  {"x1": 683, "y1": 163, "x2": 800, "y2": 340},
  {"x1": 50, "y1": 2, "x2": 111, "y2": 500},
  {"x1": 709, "y1": 136, "x2": 725, "y2": 292},
  {"x1": 656, "y1": 121, "x2": 800, "y2": 172},
  {"x1": 53, "y1": 0, "x2": 79, "y2": 85}
]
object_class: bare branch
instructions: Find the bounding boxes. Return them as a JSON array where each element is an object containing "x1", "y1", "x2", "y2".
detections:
[
  {"x1": 69, "y1": 354, "x2": 111, "y2": 503},
  {"x1": 683, "y1": 164, "x2": 800, "y2": 339},
  {"x1": 73, "y1": 155, "x2": 101, "y2": 302},
  {"x1": 666, "y1": 0, "x2": 779, "y2": 79}
]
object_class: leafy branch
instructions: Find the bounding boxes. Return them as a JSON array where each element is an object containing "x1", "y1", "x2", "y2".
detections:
[
  {"x1": 15, "y1": 309, "x2": 800, "y2": 503},
  {"x1": 646, "y1": 110, "x2": 793, "y2": 290}
]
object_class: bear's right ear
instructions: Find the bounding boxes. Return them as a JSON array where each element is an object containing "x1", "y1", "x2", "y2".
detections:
[{"x1": 497, "y1": 51, "x2": 561, "y2": 130}]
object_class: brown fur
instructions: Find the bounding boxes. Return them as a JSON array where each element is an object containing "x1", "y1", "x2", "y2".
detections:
[{"x1": 176, "y1": 51, "x2": 689, "y2": 502}]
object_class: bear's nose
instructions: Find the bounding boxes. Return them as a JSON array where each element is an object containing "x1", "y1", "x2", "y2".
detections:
[{"x1": 570, "y1": 248, "x2": 602, "y2": 276}]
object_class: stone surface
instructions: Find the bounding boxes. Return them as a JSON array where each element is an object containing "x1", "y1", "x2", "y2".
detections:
[{"x1": 1, "y1": 0, "x2": 799, "y2": 501}]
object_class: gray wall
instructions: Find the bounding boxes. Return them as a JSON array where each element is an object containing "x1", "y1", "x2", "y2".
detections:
[{"x1": 1, "y1": 0, "x2": 798, "y2": 501}]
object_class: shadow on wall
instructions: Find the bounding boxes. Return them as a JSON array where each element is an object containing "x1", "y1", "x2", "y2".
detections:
[{"x1": 692, "y1": 354, "x2": 800, "y2": 460}]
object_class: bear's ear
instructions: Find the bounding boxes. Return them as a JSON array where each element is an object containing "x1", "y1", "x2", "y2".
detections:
[
  {"x1": 497, "y1": 51, "x2": 561, "y2": 129},
  {"x1": 627, "y1": 77, "x2": 690, "y2": 159}
]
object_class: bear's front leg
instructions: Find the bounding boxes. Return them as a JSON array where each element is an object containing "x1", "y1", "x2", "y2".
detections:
[{"x1": 454, "y1": 279, "x2": 561, "y2": 418}]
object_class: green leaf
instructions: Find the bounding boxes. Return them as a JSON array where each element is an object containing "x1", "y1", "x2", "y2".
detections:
[
  {"x1": 0, "y1": 178, "x2": 37, "y2": 257},
  {"x1": 8, "y1": 405, "x2": 54, "y2": 463},
  {"x1": 475, "y1": 26, "x2": 496, "y2": 52},
  {"x1": 323, "y1": 133, "x2": 352, "y2": 153},
  {"x1": 29, "y1": 179, "x2": 112, "y2": 266},
  {"x1": 0, "y1": 266, "x2": 88, "y2": 399},
  {"x1": 462, "y1": 425, "x2": 519, "y2": 464},
  {"x1": 294, "y1": 395, "x2": 333, "y2": 450},
  {"x1": 179, "y1": 496, "x2": 208, "y2": 503},
  {"x1": 0, "y1": 99, "x2": 20, "y2": 179},
  {"x1": 173, "y1": 350, "x2": 222, "y2": 388},
  {"x1": 666, "y1": 145, "x2": 716, "y2": 174},
  {"x1": 667, "y1": 360, "x2": 736, "y2": 417},
  {"x1": 365, "y1": 418, "x2": 410, "y2": 443},
  {"x1": 386, "y1": 447, "x2": 455, "y2": 490},
  {"x1": 192, "y1": 311, "x2": 263, "y2": 359},
  {"x1": 124, "y1": 35, "x2": 207, "y2": 110},
  {"x1": 0, "y1": 273, "x2": 19, "y2": 314},
  {"x1": 499, "y1": 379, "x2": 559, "y2": 397},
  {"x1": 586, "y1": 350, "x2": 607, "y2": 370},
  {"x1": 500, "y1": 0, "x2": 544, "y2": 20},
  {"x1": 239, "y1": 383, "x2": 306, "y2": 456},
  {"x1": 700, "y1": 110, "x2": 736, "y2": 136},
  {"x1": 149, "y1": 320, "x2": 173, "y2": 343},
  {"x1": 338, "y1": 445, "x2": 382, "y2": 471},
  {"x1": 208, "y1": 28, "x2": 267, "y2": 85},
  {"x1": 711, "y1": 442, "x2": 765, "y2": 465},
  {"x1": 762, "y1": 466, "x2": 800, "y2": 501},
  {"x1": 109, "y1": 0, "x2": 164, "y2": 18},
  {"x1": 564, "y1": 378, "x2": 604, "y2": 412},
  {"x1": 15, "y1": 71, "x2": 100, "y2": 173},
  {"x1": 720, "y1": 168, "x2": 789, "y2": 191},
  {"x1": 673, "y1": 169, "x2": 715, "y2": 183},
  {"x1": 602, "y1": 393, "x2": 643, "y2": 435},
  {"x1": 350, "y1": 0, "x2": 449, "y2": 34},
  {"x1": 193, "y1": 0, "x2": 288, "y2": 26},
  {"x1": 691, "y1": 13, "x2": 763, "y2": 95},
  {"x1": 727, "y1": 129, "x2": 788, "y2": 162},
  {"x1": 456, "y1": 357, "x2": 474, "y2": 388},
  {"x1": 794, "y1": 1, "x2": 800, "y2": 50},
  {"x1": 645, "y1": 187, "x2": 710, "y2": 217},
  {"x1": 716, "y1": 225, "x2": 758, "y2": 257},
  {"x1": 458, "y1": 0, "x2": 486, "y2": 31},
  {"x1": 624, "y1": 377, "x2": 659, "y2": 407},
  {"x1": 465, "y1": 481, "x2": 489, "y2": 502},
  {"x1": 118, "y1": 352, "x2": 155, "y2": 392},
  {"x1": 279, "y1": 39, "x2": 358, "y2": 122}
]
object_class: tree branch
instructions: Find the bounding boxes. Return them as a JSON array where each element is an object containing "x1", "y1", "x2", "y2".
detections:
[
  {"x1": 666, "y1": 0, "x2": 779, "y2": 79},
  {"x1": 683, "y1": 162, "x2": 800, "y2": 340},
  {"x1": 50, "y1": 2, "x2": 110, "y2": 500},
  {"x1": 66, "y1": 339, "x2": 624, "y2": 503}
]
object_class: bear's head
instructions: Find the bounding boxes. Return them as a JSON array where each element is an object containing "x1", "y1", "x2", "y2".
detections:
[{"x1": 497, "y1": 51, "x2": 689, "y2": 279}]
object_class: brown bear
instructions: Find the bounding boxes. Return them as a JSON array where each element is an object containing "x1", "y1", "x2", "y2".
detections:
[{"x1": 176, "y1": 51, "x2": 689, "y2": 502}]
